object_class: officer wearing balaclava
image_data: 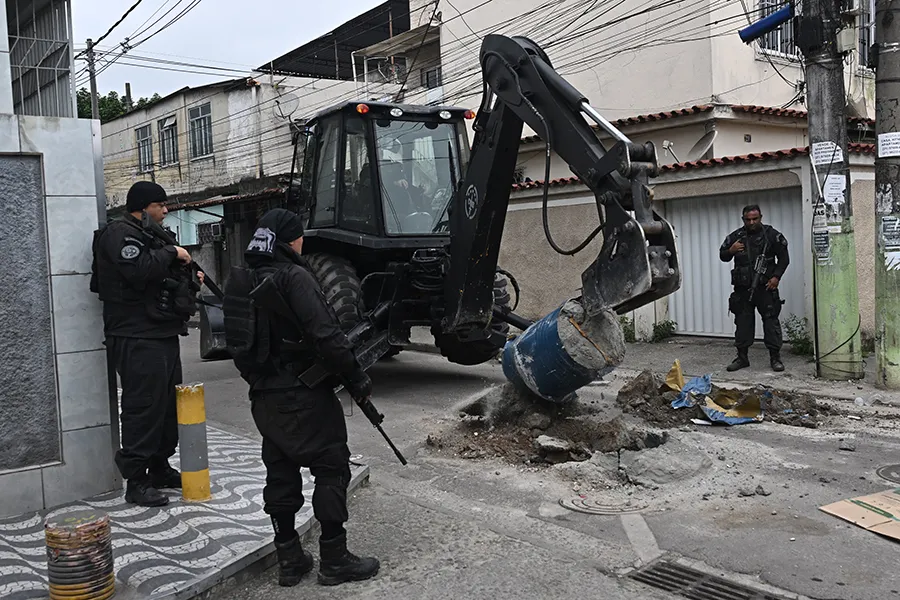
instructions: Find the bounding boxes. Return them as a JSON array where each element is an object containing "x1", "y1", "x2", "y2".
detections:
[
  {"x1": 221, "y1": 208, "x2": 379, "y2": 588},
  {"x1": 90, "y1": 181, "x2": 200, "y2": 507}
]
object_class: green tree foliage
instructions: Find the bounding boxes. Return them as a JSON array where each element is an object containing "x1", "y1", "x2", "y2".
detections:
[{"x1": 76, "y1": 88, "x2": 163, "y2": 123}]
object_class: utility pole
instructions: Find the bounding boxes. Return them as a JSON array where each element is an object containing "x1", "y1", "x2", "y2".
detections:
[
  {"x1": 124, "y1": 82, "x2": 133, "y2": 110},
  {"x1": 797, "y1": 0, "x2": 864, "y2": 380},
  {"x1": 874, "y1": 0, "x2": 900, "y2": 387},
  {"x1": 85, "y1": 38, "x2": 99, "y2": 120}
]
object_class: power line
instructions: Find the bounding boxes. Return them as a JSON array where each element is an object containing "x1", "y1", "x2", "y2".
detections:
[
  {"x1": 100, "y1": 0, "x2": 791, "y2": 174},
  {"x1": 76, "y1": 0, "x2": 146, "y2": 59}
]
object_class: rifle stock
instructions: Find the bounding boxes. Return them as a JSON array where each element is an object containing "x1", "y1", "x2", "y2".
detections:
[{"x1": 248, "y1": 276, "x2": 406, "y2": 465}]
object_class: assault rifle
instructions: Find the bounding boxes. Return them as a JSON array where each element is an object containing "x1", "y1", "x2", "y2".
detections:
[
  {"x1": 248, "y1": 275, "x2": 407, "y2": 465},
  {"x1": 747, "y1": 230, "x2": 771, "y2": 303},
  {"x1": 140, "y1": 211, "x2": 225, "y2": 301}
]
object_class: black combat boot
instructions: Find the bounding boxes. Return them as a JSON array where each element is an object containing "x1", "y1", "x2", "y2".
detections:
[
  {"x1": 726, "y1": 349, "x2": 750, "y2": 372},
  {"x1": 124, "y1": 478, "x2": 169, "y2": 507},
  {"x1": 317, "y1": 533, "x2": 380, "y2": 586},
  {"x1": 149, "y1": 465, "x2": 182, "y2": 490},
  {"x1": 274, "y1": 534, "x2": 314, "y2": 587},
  {"x1": 770, "y1": 351, "x2": 785, "y2": 372}
]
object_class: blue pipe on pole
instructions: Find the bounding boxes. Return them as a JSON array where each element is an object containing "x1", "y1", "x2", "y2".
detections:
[{"x1": 738, "y1": 4, "x2": 793, "y2": 44}]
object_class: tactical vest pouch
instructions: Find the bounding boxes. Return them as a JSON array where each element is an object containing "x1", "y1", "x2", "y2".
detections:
[
  {"x1": 731, "y1": 266, "x2": 752, "y2": 287},
  {"x1": 89, "y1": 227, "x2": 106, "y2": 296},
  {"x1": 223, "y1": 266, "x2": 271, "y2": 366}
]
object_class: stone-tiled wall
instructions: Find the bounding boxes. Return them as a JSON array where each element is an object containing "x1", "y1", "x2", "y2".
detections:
[{"x1": 0, "y1": 112, "x2": 118, "y2": 517}]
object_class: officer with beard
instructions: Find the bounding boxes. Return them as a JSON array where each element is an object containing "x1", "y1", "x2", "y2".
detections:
[
  {"x1": 719, "y1": 204, "x2": 790, "y2": 372},
  {"x1": 222, "y1": 208, "x2": 378, "y2": 587},
  {"x1": 91, "y1": 181, "x2": 201, "y2": 507}
]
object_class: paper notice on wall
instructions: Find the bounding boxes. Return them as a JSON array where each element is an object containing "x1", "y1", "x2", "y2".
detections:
[
  {"x1": 812, "y1": 141, "x2": 843, "y2": 166},
  {"x1": 813, "y1": 204, "x2": 827, "y2": 229},
  {"x1": 885, "y1": 252, "x2": 900, "y2": 271},
  {"x1": 824, "y1": 174, "x2": 846, "y2": 224},
  {"x1": 881, "y1": 216, "x2": 900, "y2": 251},
  {"x1": 878, "y1": 132, "x2": 900, "y2": 158},
  {"x1": 814, "y1": 230, "x2": 831, "y2": 264}
]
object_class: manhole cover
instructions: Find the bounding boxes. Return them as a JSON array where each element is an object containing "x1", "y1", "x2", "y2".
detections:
[
  {"x1": 558, "y1": 496, "x2": 646, "y2": 515},
  {"x1": 629, "y1": 560, "x2": 793, "y2": 600},
  {"x1": 876, "y1": 464, "x2": 900, "y2": 484}
]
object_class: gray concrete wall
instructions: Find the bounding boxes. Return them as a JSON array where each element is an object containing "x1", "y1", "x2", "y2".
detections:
[
  {"x1": 0, "y1": 154, "x2": 59, "y2": 470},
  {"x1": 0, "y1": 114, "x2": 118, "y2": 519}
]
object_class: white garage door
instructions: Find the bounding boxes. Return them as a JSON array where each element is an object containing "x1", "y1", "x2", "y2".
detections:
[{"x1": 666, "y1": 188, "x2": 805, "y2": 338}]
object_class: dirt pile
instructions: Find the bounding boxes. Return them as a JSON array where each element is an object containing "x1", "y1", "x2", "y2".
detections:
[
  {"x1": 616, "y1": 370, "x2": 832, "y2": 428},
  {"x1": 425, "y1": 383, "x2": 668, "y2": 465}
]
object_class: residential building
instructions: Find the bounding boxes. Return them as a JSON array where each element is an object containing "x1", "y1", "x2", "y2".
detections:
[
  {"x1": 363, "y1": 0, "x2": 880, "y2": 347},
  {"x1": 1, "y1": 0, "x2": 115, "y2": 517},
  {"x1": 100, "y1": 0, "x2": 409, "y2": 286}
]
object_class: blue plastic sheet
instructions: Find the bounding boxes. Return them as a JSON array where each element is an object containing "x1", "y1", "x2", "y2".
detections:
[{"x1": 670, "y1": 374, "x2": 712, "y2": 409}]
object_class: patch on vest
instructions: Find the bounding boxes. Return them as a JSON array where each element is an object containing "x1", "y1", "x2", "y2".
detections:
[{"x1": 121, "y1": 244, "x2": 141, "y2": 260}]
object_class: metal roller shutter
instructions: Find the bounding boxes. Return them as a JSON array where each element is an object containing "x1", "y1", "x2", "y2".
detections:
[{"x1": 666, "y1": 188, "x2": 805, "y2": 338}]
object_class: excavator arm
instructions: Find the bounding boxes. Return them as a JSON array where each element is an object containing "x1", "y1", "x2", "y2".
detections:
[{"x1": 442, "y1": 34, "x2": 681, "y2": 338}]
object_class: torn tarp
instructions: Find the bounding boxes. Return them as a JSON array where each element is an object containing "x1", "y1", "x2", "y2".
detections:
[{"x1": 666, "y1": 361, "x2": 765, "y2": 425}]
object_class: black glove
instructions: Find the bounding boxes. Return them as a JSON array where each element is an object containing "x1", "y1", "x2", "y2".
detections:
[{"x1": 344, "y1": 371, "x2": 372, "y2": 400}]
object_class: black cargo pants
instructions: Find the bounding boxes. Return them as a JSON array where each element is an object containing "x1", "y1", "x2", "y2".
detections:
[
  {"x1": 729, "y1": 286, "x2": 784, "y2": 353},
  {"x1": 108, "y1": 336, "x2": 181, "y2": 481},
  {"x1": 250, "y1": 385, "x2": 352, "y2": 525}
]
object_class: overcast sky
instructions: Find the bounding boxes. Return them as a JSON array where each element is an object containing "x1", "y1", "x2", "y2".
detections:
[{"x1": 71, "y1": 0, "x2": 384, "y2": 100}]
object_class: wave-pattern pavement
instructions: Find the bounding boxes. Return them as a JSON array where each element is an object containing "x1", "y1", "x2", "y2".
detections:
[{"x1": 0, "y1": 426, "x2": 367, "y2": 598}]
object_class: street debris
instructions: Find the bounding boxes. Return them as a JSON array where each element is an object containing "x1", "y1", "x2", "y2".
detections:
[
  {"x1": 820, "y1": 488, "x2": 900, "y2": 541},
  {"x1": 839, "y1": 440, "x2": 857, "y2": 452},
  {"x1": 617, "y1": 362, "x2": 829, "y2": 429},
  {"x1": 426, "y1": 383, "x2": 671, "y2": 468}
]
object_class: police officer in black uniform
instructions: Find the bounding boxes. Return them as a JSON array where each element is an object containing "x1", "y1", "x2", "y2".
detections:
[
  {"x1": 91, "y1": 181, "x2": 201, "y2": 507},
  {"x1": 719, "y1": 204, "x2": 790, "y2": 372},
  {"x1": 222, "y1": 208, "x2": 379, "y2": 588}
]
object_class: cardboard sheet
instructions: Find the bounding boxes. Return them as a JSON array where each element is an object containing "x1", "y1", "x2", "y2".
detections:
[{"x1": 819, "y1": 488, "x2": 900, "y2": 541}]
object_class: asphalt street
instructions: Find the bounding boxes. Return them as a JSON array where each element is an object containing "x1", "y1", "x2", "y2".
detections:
[{"x1": 180, "y1": 331, "x2": 900, "y2": 600}]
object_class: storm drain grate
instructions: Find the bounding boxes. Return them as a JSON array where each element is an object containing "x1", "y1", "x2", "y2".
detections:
[{"x1": 628, "y1": 560, "x2": 793, "y2": 600}]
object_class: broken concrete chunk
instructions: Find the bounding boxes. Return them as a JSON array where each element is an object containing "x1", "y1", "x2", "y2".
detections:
[
  {"x1": 523, "y1": 413, "x2": 552, "y2": 431},
  {"x1": 534, "y1": 435, "x2": 571, "y2": 453},
  {"x1": 839, "y1": 441, "x2": 856, "y2": 452},
  {"x1": 756, "y1": 485, "x2": 772, "y2": 497},
  {"x1": 739, "y1": 487, "x2": 757, "y2": 497}
]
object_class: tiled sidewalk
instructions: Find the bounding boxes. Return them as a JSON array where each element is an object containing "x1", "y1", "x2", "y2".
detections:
[{"x1": 0, "y1": 426, "x2": 369, "y2": 600}]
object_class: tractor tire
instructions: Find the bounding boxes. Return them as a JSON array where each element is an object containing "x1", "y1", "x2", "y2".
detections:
[
  {"x1": 433, "y1": 272, "x2": 511, "y2": 366},
  {"x1": 304, "y1": 253, "x2": 362, "y2": 333}
]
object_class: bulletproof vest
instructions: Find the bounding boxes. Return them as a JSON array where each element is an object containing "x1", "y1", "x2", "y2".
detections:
[
  {"x1": 91, "y1": 219, "x2": 198, "y2": 324},
  {"x1": 223, "y1": 265, "x2": 270, "y2": 368},
  {"x1": 731, "y1": 226, "x2": 776, "y2": 287},
  {"x1": 223, "y1": 262, "x2": 301, "y2": 376}
]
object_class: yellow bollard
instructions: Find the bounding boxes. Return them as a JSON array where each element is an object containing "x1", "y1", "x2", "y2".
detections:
[{"x1": 176, "y1": 382, "x2": 212, "y2": 502}]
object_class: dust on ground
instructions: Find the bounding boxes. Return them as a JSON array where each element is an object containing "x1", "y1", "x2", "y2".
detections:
[
  {"x1": 616, "y1": 370, "x2": 834, "y2": 429},
  {"x1": 424, "y1": 383, "x2": 666, "y2": 466}
]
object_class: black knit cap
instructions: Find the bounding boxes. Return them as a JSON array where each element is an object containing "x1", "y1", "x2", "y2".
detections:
[
  {"x1": 126, "y1": 181, "x2": 167, "y2": 212},
  {"x1": 257, "y1": 208, "x2": 304, "y2": 243}
]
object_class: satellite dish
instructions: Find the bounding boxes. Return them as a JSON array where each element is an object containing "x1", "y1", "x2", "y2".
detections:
[
  {"x1": 274, "y1": 93, "x2": 300, "y2": 120},
  {"x1": 687, "y1": 129, "x2": 718, "y2": 162}
]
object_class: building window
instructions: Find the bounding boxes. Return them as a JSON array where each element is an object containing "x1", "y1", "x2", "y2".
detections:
[
  {"x1": 158, "y1": 116, "x2": 178, "y2": 166},
  {"x1": 758, "y1": 0, "x2": 797, "y2": 56},
  {"x1": 421, "y1": 67, "x2": 442, "y2": 89},
  {"x1": 136, "y1": 124, "x2": 153, "y2": 172},
  {"x1": 859, "y1": 0, "x2": 875, "y2": 68},
  {"x1": 189, "y1": 103, "x2": 213, "y2": 159}
]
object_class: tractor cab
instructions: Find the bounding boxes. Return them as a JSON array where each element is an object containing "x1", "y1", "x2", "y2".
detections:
[{"x1": 293, "y1": 101, "x2": 475, "y2": 247}]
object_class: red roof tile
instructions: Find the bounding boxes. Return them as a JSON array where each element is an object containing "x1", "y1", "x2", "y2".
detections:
[
  {"x1": 519, "y1": 104, "x2": 874, "y2": 144},
  {"x1": 511, "y1": 144, "x2": 876, "y2": 191}
]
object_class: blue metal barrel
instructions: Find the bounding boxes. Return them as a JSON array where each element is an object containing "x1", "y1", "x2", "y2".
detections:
[{"x1": 502, "y1": 302, "x2": 608, "y2": 403}]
